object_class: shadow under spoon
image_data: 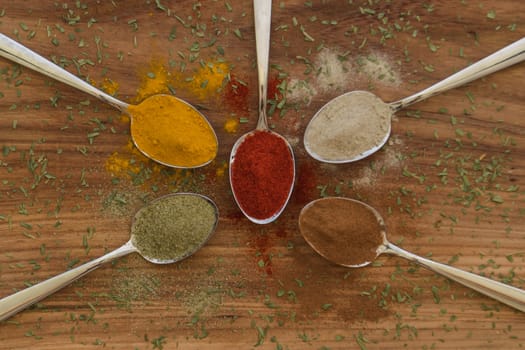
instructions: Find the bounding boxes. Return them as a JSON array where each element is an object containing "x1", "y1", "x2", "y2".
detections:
[{"x1": 299, "y1": 196, "x2": 525, "y2": 312}]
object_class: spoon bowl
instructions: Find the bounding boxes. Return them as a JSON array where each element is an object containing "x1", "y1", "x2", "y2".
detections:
[
  {"x1": 0, "y1": 34, "x2": 218, "y2": 168},
  {"x1": 0, "y1": 193, "x2": 218, "y2": 321},
  {"x1": 230, "y1": 128, "x2": 295, "y2": 224},
  {"x1": 229, "y1": 0, "x2": 295, "y2": 224},
  {"x1": 304, "y1": 37, "x2": 525, "y2": 164},
  {"x1": 299, "y1": 197, "x2": 525, "y2": 312}
]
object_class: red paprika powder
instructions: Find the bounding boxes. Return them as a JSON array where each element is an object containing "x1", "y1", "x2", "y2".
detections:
[
  {"x1": 230, "y1": 130, "x2": 294, "y2": 221},
  {"x1": 224, "y1": 74, "x2": 250, "y2": 113}
]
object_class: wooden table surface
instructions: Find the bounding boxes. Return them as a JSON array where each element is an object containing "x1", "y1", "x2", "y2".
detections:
[{"x1": 0, "y1": 1, "x2": 524, "y2": 349}]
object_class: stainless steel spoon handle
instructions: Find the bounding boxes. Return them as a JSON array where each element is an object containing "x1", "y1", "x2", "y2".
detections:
[
  {"x1": 0, "y1": 33, "x2": 129, "y2": 112},
  {"x1": 254, "y1": 0, "x2": 272, "y2": 130},
  {"x1": 391, "y1": 37, "x2": 525, "y2": 111},
  {"x1": 384, "y1": 242, "x2": 525, "y2": 312},
  {"x1": 0, "y1": 241, "x2": 135, "y2": 322}
]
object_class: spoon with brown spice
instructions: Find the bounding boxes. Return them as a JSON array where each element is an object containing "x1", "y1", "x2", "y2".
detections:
[
  {"x1": 0, "y1": 193, "x2": 218, "y2": 322},
  {"x1": 0, "y1": 34, "x2": 218, "y2": 168},
  {"x1": 298, "y1": 197, "x2": 525, "y2": 312},
  {"x1": 304, "y1": 37, "x2": 525, "y2": 164}
]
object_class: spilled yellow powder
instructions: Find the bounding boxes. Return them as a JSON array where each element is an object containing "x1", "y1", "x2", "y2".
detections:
[
  {"x1": 100, "y1": 78, "x2": 120, "y2": 96},
  {"x1": 105, "y1": 139, "x2": 192, "y2": 191},
  {"x1": 106, "y1": 140, "x2": 188, "y2": 179},
  {"x1": 105, "y1": 142, "x2": 142, "y2": 176},
  {"x1": 133, "y1": 60, "x2": 174, "y2": 103},
  {"x1": 176, "y1": 61, "x2": 229, "y2": 100},
  {"x1": 215, "y1": 161, "x2": 228, "y2": 178},
  {"x1": 224, "y1": 118, "x2": 239, "y2": 133}
]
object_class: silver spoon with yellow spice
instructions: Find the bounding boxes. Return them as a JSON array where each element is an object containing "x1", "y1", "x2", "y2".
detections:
[
  {"x1": 0, "y1": 193, "x2": 219, "y2": 321},
  {"x1": 0, "y1": 34, "x2": 218, "y2": 168},
  {"x1": 304, "y1": 37, "x2": 525, "y2": 164},
  {"x1": 299, "y1": 197, "x2": 525, "y2": 312}
]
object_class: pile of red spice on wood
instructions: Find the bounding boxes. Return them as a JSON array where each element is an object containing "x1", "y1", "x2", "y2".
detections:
[
  {"x1": 224, "y1": 74, "x2": 250, "y2": 112},
  {"x1": 230, "y1": 130, "x2": 294, "y2": 221}
]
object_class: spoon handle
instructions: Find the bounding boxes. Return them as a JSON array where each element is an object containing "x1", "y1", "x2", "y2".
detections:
[
  {"x1": 253, "y1": 0, "x2": 272, "y2": 130},
  {"x1": 390, "y1": 37, "x2": 525, "y2": 111},
  {"x1": 0, "y1": 241, "x2": 135, "y2": 322},
  {"x1": 384, "y1": 242, "x2": 525, "y2": 312},
  {"x1": 0, "y1": 33, "x2": 129, "y2": 112}
]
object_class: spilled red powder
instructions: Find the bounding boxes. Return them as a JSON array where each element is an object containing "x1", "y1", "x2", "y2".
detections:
[
  {"x1": 253, "y1": 233, "x2": 273, "y2": 275},
  {"x1": 293, "y1": 161, "x2": 318, "y2": 205},
  {"x1": 224, "y1": 74, "x2": 250, "y2": 112},
  {"x1": 274, "y1": 227, "x2": 287, "y2": 238},
  {"x1": 267, "y1": 75, "x2": 283, "y2": 100},
  {"x1": 249, "y1": 226, "x2": 289, "y2": 276}
]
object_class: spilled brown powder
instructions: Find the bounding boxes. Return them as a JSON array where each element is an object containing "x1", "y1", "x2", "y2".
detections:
[{"x1": 298, "y1": 197, "x2": 385, "y2": 267}]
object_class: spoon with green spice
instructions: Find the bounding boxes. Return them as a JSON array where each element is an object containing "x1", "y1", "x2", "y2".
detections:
[
  {"x1": 299, "y1": 197, "x2": 525, "y2": 312},
  {"x1": 0, "y1": 193, "x2": 219, "y2": 321},
  {"x1": 0, "y1": 33, "x2": 218, "y2": 169},
  {"x1": 304, "y1": 37, "x2": 525, "y2": 164}
]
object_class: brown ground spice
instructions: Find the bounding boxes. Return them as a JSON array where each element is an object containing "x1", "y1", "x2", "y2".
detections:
[{"x1": 298, "y1": 197, "x2": 385, "y2": 266}]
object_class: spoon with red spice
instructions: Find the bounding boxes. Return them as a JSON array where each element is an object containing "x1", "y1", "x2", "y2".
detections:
[
  {"x1": 229, "y1": 0, "x2": 295, "y2": 224},
  {"x1": 298, "y1": 197, "x2": 525, "y2": 312}
]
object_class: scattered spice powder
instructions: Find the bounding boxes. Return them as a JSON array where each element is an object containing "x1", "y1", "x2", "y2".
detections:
[
  {"x1": 298, "y1": 197, "x2": 385, "y2": 266},
  {"x1": 129, "y1": 94, "x2": 218, "y2": 168},
  {"x1": 224, "y1": 74, "x2": 250, "y2": 112},
  {"x1": 99, "y1": 77, "x2": 120, "y2": 96},
  {"x1": 178, "y1": 61, "x2": 229, "y2": 100},
  {"x1": 133, "y1": 60, "x2": 174, "y2": 103},
  {"x1": 131, "y1": 194, "x2": 218, "y2": 262},
  {"x1": 267, "y1": 75, "x2": 284, "y2": 100},
  {"x1": 105, "y1": 139, "x2": 190, "y2": 187},
  {"x1": 293, "y1": 160, "x2": 318, "y2": 205},
  {"x1": 230, "y1": 130, "x2": 294, "y2": 221},
  {"x1": 224, "y1": 118, "x2": 239, "y2": 133},
  {"x1": 304, "y1": 91, "x2": 391, "y2": 162},
  {"x1": 215, "y1": 161, "x2": 228, "y2": 178},
  {"x1": 315, "y1": 48, "x2": 352, "y2": 93}
]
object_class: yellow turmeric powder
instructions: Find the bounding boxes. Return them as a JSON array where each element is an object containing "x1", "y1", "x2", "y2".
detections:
[
  {"x1": 224, "y1": 118, "x2": 239, "y2": 133},
  {"x1": 175, "y1": 61, "x2": 229, "y2": 100},
  {"x1": 133, "y1": 61, "x2": 173, "y2": 103},
  {"x1": 128, "y1": 95, "x2": 218, "y2": 168},
  {"x1": 100, "y1": 78, "x2": 119, "y2": 96},
  {"x1": 105, "y1": 139, "x2": 190, "y2": 187}
]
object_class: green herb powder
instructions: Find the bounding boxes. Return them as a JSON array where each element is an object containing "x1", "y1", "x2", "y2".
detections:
[{"x1": 131, "y1": 194, "x2": 217, "y2": 262}]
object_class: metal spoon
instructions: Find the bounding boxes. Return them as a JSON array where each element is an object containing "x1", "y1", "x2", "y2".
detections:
[
  {"x1": 0, "y1": 193, "x2": 219, "y2": 322},
  {"x1": 304, "y1": 37, "x2": 525, "y2": 164},
  {"x1": 299, "y1": 197, "x2": 525, "y2": 312},
  {"x1": 0, "y1": 34, "x2": 218, "y2": 169},
  {"x1": 228, "y1": 0, "x2": 295, "y2": 224}
]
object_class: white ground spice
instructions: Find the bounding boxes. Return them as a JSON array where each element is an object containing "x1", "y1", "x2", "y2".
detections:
[
  {"x1": 315, "y1": 48, "x2": 353, "y2": 92},
  {"x1": 287, "y1": 78, "x2": 317, "y2": 105},
  {"x1": 286, "y1": 48, "x2": 401, "y2": 108},
  {"x1": 357, "y1": 52, "x2": 401, "y2": 87},
  {"x1": 304, "y1": 91, "x2": 392, "y2": 162}
]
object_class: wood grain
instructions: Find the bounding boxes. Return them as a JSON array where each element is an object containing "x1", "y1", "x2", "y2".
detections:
[{"x1": 0, "y1": 1, "x2": 524, "y2": 349}]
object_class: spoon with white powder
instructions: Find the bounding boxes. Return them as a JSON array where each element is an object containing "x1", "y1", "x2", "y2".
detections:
[{"x1": 304, "y1": 37, "x2": 525, "y2": 164}]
